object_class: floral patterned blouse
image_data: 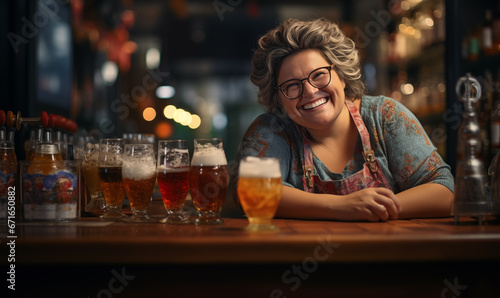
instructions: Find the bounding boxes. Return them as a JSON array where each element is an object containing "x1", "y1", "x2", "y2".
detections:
[{"x1": 233, "y1": 95, "x2": 454, "y2": 195}]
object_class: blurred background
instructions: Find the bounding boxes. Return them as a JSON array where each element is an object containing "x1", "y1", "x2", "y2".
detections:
[{"x1": 2, "y1": 0, "x2": 500, "y2": 196}]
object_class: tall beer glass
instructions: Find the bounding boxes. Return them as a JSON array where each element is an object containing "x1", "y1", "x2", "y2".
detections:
[
  {"x1": 157, "y1": 140, "x2": 190, "y2": 224},
  {"x1": 190, "y1": 138, "x2": 229, "y2": 225},
  {"x1": 81, "y1": 142, "x2": 106, "y2": 215},
  {"x1": 98, "y1": 138, "x2": 126, "y2": 220},
  {"x1": 237, "y1": 156, "x2": 282, "y2": 231},
  {"x1": 122, "y1": 144, "x2": 156, "y2": 222}
]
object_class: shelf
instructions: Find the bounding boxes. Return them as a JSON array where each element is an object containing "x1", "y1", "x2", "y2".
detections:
[
  {"x1": 386, "y1": 42, "x2": 445, "y2": 74},
  {"x1": 464, "y1": 52, "x2": 500, "y2": 75}
]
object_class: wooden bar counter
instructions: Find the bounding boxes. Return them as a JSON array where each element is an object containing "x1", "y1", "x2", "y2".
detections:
[
  {"x1": 11, "y1": 217, "x2": 500, "y2": 264},
  {"x1": 3, "y1": 216, "x2": 500, "y2": 297}
]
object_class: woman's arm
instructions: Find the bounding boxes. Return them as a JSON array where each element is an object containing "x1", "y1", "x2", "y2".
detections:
[
  {"x1": 395, "y1": 183, "x2": 453, "y2": 219},
  {"x1": 276, "y1": 185, "x2": 401, "y2": 221},
  {"x1": 276, "y1": 182, "x2": 453, "y2": 221}
]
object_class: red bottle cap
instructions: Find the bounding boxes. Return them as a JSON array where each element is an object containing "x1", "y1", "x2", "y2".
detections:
[
  {"x1": 41, "y1": 111, "x2": 49, "y2": 128},
  {"x1": 48, "y1": 114, "x2": 55, "y2": 129}
]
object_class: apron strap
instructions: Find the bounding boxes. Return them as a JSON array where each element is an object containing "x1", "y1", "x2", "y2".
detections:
[
  {"x1": 344, "y1": 100, "x2": 379, "y2": 173},
  {"x1": 301, "y1": 99, "x2": 379, "y2": 188}
]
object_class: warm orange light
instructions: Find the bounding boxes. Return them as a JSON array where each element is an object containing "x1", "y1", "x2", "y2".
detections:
[
  {"x1": 155, "y1": 121, "x2": 173, "y2": 139},
  {"x1": 143, "y1": 107, "x2": 156, "y2": 121},
  {"x1": 123, "y1": 41, "x2": 138, "y2": 54}
]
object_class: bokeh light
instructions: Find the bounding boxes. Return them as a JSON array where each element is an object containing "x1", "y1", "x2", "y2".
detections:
[
  {"x1": 163, "y1": 105, "x2": 176, "y2": 119},
  {"x1": 143, "y1": 107, "x2": 156, "y2": 121},
  {"x1": 155, "y1": 121, "x2": 173, "y2": 139},
  {"x1": 188, "y1": 115, "x2": 201, "y2": 129}
]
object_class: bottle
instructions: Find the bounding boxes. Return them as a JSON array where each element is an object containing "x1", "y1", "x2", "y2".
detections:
[
  {"x1": 24, "y1": 128, "x2": 35, "y2": 159},
  {"x1": 53, "y1": 129, "x2": 67, "y2": 160},
  {"x1": 0, "y1": 121, "x2": 16, "y2": 162},
  {"x1": 0, "y1": 141, "x2": 17, "y2": 162},
  {"x1": 25, "y1": 126, "x2": 43, "y2": 161},
  {"x1": 29, "y1": 129, "x2": 63, "y2": 175},
  {"x1": 482, "y1": 9, "x2": 494, "y2": 56},
  {"x1": 0, "y1": 140, "x2": 17, "y2": 221},
  {"x1": 469, "y1": 26, "x2": 481, "y2": 61},
  {"x1": 493, "y1": 4, "x2": 500, "y2": 54}
]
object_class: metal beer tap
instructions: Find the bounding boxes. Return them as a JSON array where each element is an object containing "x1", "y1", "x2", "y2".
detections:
[{"x1": 454, "y1": 74, "x2": 492, "y2": 224}]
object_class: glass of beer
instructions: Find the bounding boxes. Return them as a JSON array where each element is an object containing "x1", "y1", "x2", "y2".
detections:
[
  {"x1": 157, "y1": 140, "x2": 190, "y2": 224},
  {"x1": 81, "y1": 142, "x2": 106, "y2": 215},
  {"x1": 190, "y1": 138, "x2": 229, "y2": 225},
  {"x1": 98, "y1": 138, "x2": 126, "y2": 220},
  {"x1": 122, "y1": 143, "x2": 156, "y2": 222},
  {"x1": 237, "y1": 156, "x2": 282, "y2": 232}
]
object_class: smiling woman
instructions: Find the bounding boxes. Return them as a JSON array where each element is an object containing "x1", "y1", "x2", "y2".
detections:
[{"x1": 232, "y1": 18, "x2": 455, "y2": 222}]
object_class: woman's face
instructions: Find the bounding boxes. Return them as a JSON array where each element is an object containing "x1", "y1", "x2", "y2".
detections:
[{"x1": 277, "y1": 49, "x2": 346, "y2": 131}]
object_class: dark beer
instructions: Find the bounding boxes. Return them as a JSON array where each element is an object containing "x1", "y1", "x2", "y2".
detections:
[{"x1": 158, "y1": 166, "x2": 190, "y2": 210}]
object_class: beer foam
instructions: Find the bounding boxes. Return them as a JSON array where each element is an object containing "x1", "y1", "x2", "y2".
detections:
[
  {"x1": 239, "y1": 156, "x2": 281, "y2": 178},
  {"x1": 122, "y1": 157, "x2": 156, "y2": 179},
  {"x1": 191, "y1": 148, "x2": 227, "y2": 166},
  {"x1": 157, "y1": 165, "x2": 189, "y2": 173}
]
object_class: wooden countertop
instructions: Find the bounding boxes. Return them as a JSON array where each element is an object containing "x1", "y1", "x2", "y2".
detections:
[{"x1": 10, "y1": 216, "x2": 500, "y2": 265}]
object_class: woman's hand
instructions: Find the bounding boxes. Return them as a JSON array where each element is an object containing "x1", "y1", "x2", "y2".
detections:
[
  {"x1": 333, "y1": 188, "x2": 401, "y2": 221},
  {"x1": 277, "y1": 185, "x2": 402, "y2": 221}
]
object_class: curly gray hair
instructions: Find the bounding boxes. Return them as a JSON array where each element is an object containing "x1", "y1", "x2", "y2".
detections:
[{"x1": 250, "y1": 18, "x2": 366, "y2": 114}]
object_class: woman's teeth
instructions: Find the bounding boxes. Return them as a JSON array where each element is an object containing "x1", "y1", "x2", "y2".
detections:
[{"x1": 302, "y1": 98, "x2": 327, "y2": 110}]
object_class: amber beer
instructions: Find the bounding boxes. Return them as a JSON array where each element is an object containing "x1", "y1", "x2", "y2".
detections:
[
  {"x1": 123, "y1": 175, "x2": 156, "y2": 210},
  {"x1": 190, "y1": 138, "x2": 229, "y2": 224},
  {"x1": 122, "y1": 153, "x2": 156, "y2": 211},
  {"x1": 190, "y1": 164, "x2": 229, "y2": 212},
  {"x1": 82, "y1": 161, "x2": 102, "y2": 199},
  {"x1": 157, "y1": 166, "x2": 189, "y2": 210},
  {"x1": 238, "y1": 176, "x2": 282, "y2": 220},
  {"x1": 122, "y1": 143, "x2": 156, "y2": 221},
  {"x1": 98, "y1": 166, "x2": 125, "y2": 207},
  {"x1": 237, "y1": 156, "x2": 282, "y2": 231}
]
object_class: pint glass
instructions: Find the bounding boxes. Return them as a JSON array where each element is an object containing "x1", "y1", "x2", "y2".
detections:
[
  {"x1": 98, "y1": 138, "x2": 126, "y2": 220},
  {"x1": 122, "y1": 143, "x2": 156, "y2": 222},
  {"x1": 157, "y1": 140, "x2": 190, "y2": 224},
  {"x1": 190, "y1": 138, "x2": 229, "y2": 225},
  {"x1": 237, "y1": 156, "x2": 282, "y2": 231},
  {"x1": 81, "y1": 143, "x2": 106, "y2": 215}
]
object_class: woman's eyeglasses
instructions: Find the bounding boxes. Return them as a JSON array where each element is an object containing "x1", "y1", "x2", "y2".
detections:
[{"x1": 277, "y1": 66, "x2": 333, "y2": 100}]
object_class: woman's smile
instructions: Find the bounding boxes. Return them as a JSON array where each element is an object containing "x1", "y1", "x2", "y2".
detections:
[{"x1": 301, "y1": 96, "x2": 330, "y2": 111}]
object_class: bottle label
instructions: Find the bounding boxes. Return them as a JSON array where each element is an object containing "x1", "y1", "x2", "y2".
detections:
[
  {"x1": 469, "y1": 37, "x2": 479, "y2": 57},
  {"x1": 33, "y1": 204, "x2": 57, "y2": 220},
  {"x1": 57, "y1": 203, "x2": 77, "y2": 219},
  {"x1": 22, "y1": 166, "x2": 79, "y2": 221},
  {"x1": 483, "y1": 28, "x2": 493, "y2": 48}
]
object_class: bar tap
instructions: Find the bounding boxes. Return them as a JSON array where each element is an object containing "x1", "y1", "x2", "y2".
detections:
[{"x1": 453, "y1": 74, "x2": 492, "y2": 224}]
